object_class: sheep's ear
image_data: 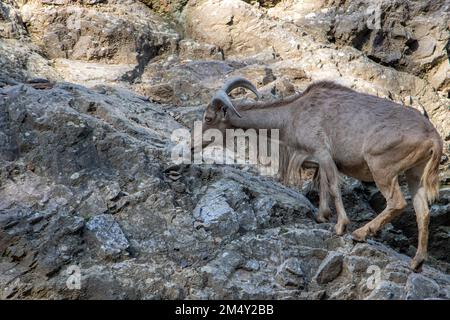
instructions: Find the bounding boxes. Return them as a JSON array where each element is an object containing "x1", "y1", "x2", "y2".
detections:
[
  {"x1": 211, "y1": 101, "x2": 227, "y2": 117},
  {"x1": 211, "y1": 99, "x2": 223, "y2": 112}
]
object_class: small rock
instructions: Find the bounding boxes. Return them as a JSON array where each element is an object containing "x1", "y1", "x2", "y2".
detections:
[
  {"x1": 70, "y1": 172, "x2": 81, "y2": 180},
  {"x1": 314, "y1": 251, "x2": 343, "y2": 284},
  {"x1": 242, "y1": 259, "x2": 260, "y2": 272},
  {"x1": 86, "y1": 214, "x2": 129, "y2": 259},
  {"x1": 276, "y1": 258, "x2": 306, "y2": 288},
  {"x1": 366, "y1": 281, "x2": 406, "y2": 300}
]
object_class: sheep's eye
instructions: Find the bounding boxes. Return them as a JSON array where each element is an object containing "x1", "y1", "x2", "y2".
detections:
[{"x1": 205, "y1": 117, "x2": 213, "y2": 123}]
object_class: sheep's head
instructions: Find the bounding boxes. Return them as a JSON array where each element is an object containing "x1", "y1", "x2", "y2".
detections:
[
  {"x1": 201, "y1": 77, "x2": 260, "y2": 134},
  {"x1": 193, "y1": 77, "x2": 260, "y2": 150}
]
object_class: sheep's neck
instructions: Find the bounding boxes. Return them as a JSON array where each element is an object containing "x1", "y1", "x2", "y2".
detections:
[{"x1": 228, "y1": 107, "x2": 289, "y2": 131}]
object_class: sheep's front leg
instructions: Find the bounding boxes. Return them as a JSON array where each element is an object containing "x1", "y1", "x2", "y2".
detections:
[{"x1": 318, "y1": 153, "x2": 350, "y2": 235}]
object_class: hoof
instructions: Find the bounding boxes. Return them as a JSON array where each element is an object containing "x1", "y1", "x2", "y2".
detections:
[
  {"x1": 315, "y1": 215, "x2": 328, "y2": 223},
  {"x1": 411, "y1": 255, "x2": 426, "y2": 273},
  {"x1": 335, "y1": 220, "x2": 350, "y2": 236},
  {"x1": 351, "y1": 228, "x2": 367, "y2": 242},
  {"x1": 315, "y1": 209, "x2": 331, "y2": 223}
]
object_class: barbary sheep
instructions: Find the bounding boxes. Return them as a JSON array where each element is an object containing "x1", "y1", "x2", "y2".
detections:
[{"x1": 196, "y1": 77, "x2": 443, "y2": 272}]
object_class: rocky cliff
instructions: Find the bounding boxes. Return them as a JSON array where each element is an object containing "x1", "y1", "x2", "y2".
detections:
[{"x1": 0, "y1": 0, "x2": 449, "y2": 299}]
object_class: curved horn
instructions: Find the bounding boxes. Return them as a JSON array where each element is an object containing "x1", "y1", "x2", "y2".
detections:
[
  {"x1": 221, "y1": 76, "x2": 261, "y2": 100},
  {"x1": 212, "y1": 90, "x2": 242, "y2": 118}
]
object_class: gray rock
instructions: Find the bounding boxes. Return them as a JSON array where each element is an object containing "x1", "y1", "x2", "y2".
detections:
[
  {"x1": 314, "y1": 251, "x2": 344, "y2": 285},
  {"x1": 86, "y1": 214, "x2": 130, "y2": 259},
  {"x1": 406, "y1": 273, "x2": 440, "y2": 300},
  {"x1": 276, "y1": 258, "x2": 306, "y2": 288},
  {"x1": 366, "y1": 281, "x2": 406, "y2": 300},
  {"x1": 193, "y1": 191, "x2": 240, "y2": 238}
]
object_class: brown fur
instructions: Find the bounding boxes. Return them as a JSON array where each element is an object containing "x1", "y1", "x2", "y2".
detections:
[
  {"x1": 200, "y1": 79, "x2": 444, "y2": 272},
  {"x1": 301, "y1": 80, "x2": 354, "y2": 95},
  {"x1": 237, "y1": 81, "x2": 352, "y2": 111},
  {"x1": 237, "y1": 92, "x2": 303, "y2": 111}
]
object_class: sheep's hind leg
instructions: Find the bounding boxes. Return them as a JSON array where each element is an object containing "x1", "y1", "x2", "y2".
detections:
[
  {"x1": 352, "y1": 171, "x2": 406, "y2": 242},
  {"x1": 406, "y1": 164, "x2": 430, "y2": 272}
]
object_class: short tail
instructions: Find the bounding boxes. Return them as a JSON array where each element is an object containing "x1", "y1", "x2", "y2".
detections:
[{"x1": 421, "y1": 137, "x2": 443, "y2": 203}]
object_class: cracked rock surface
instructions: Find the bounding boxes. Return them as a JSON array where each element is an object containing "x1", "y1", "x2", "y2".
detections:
[{"x1": 0, "y1": 0, "x2": 449, "y2": 299}]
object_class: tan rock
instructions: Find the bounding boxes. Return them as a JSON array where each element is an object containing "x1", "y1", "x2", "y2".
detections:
[{"x1": 20, "y1": 0, "x2": 178, "y2": 64}]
